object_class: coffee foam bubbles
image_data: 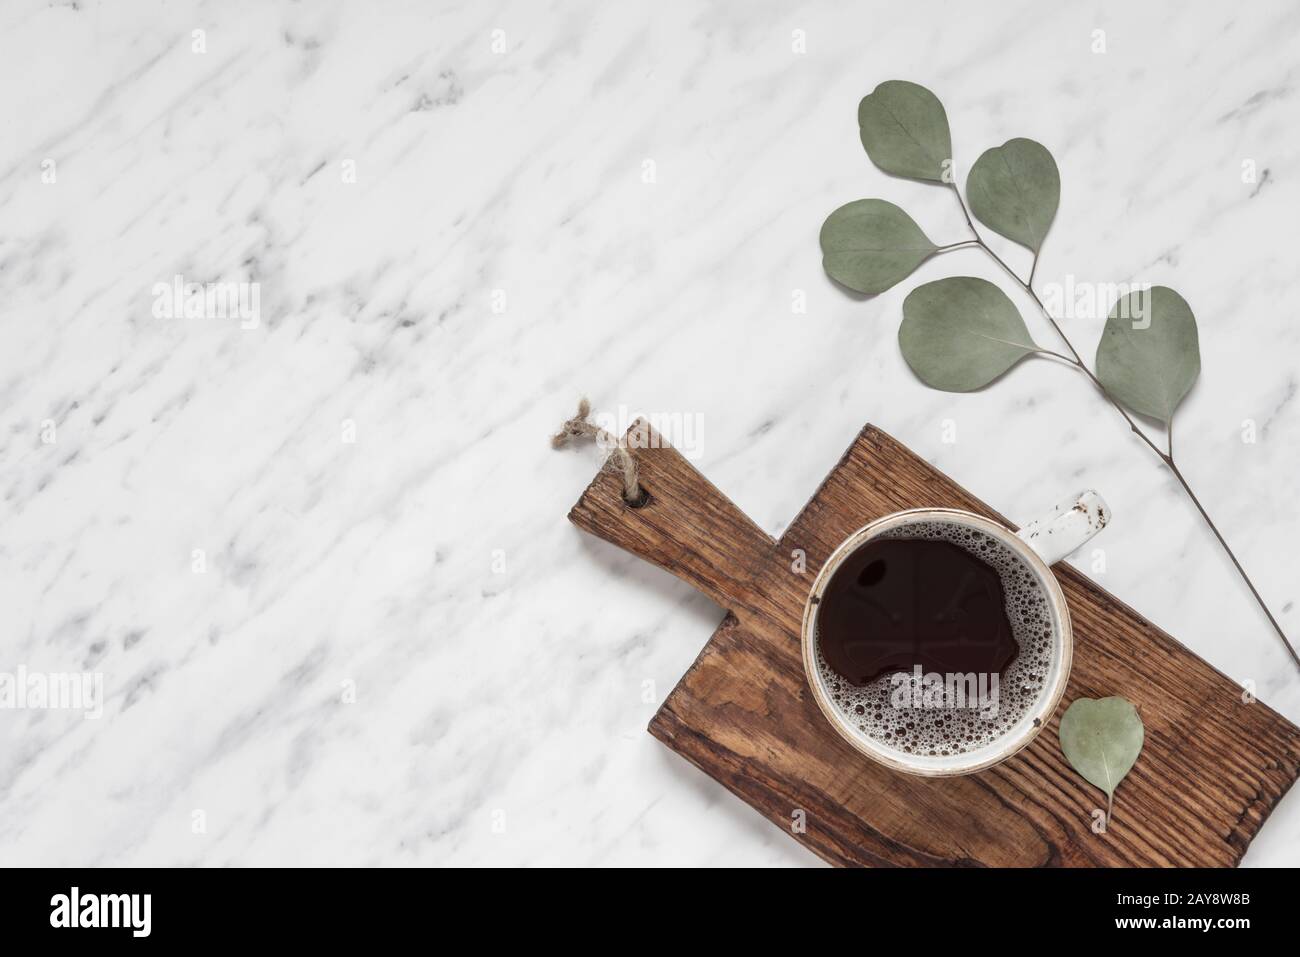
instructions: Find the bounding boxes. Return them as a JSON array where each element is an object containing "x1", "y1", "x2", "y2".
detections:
[{"x1": 815, "y1": 520, "x2": 1054, "y2": 757}]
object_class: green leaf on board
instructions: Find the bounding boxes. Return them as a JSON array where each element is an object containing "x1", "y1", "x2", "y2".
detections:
[
  {"x1": 1095, "y1": 286, "x2": 1200, "y2": 426},
  {"x1": 1058, "y1": 696, "x2": 1145, "y2": 822},
  {"x1": 966, "y1": 138, "x2": 1060, "y2": 252},
  {"x1": 820, "y1": 199, "x2": 940, "y2": 295},
  {"x1": 899, "y1": 277, "x2": 1041, "y2": 391},
  {"x1": 858, "y1": 80, "x2": 952, "y2": 183}
]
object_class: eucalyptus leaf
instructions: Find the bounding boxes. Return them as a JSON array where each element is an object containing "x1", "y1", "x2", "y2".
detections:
[
  {"x1": 966, "y1": 138, "x2": 1060, "y2": 252},
  {"x1": 820, "y1": 199, "x2": 939, "y2": 294},
  {"x1": 858, "y1": 80, "x2": 952, "y2": 183},
  {"x1": 1095, "y1": 286, "x2": 1200, "y2": 426},
  {"x1": 899, "y1": 277, "x2": 1041, "y2": 391},
  {"x1": 1058, "y1": 696, "x2": 1145, "y2": 822}
]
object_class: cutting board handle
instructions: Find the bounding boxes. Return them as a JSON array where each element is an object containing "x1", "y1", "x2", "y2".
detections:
[{"x1": 567, "y1": 420, "x2": 803, "y2": 630}]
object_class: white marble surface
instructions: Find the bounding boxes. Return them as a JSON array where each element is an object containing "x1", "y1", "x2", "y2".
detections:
[{"x1": 2, "y1": 0, "x2": 1298, "y2": 866}]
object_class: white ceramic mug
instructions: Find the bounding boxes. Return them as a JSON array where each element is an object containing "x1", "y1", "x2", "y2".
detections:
[{"x1": 800, "y1": 490, "x2": 1109, "y2": 776}]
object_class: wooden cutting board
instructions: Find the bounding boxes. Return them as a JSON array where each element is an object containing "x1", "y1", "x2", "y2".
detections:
[{"x1": 568, "y1": 421, "x2": 1300, "y2": 866}]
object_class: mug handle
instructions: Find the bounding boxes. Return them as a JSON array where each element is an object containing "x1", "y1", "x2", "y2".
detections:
[{"x1": 1015, "y1": 489, "x2": 1111, "y2": 566}]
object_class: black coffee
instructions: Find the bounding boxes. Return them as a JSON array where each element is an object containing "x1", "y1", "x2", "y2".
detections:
[
  {"x1": 817, "y1": 537, "x2": 1020, "y2": 686},
  {"x1": 815, "y1": 522, "x2": 1055, "y2": 756}
]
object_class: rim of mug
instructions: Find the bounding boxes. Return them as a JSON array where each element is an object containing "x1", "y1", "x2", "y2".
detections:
[{"x1": 800, "y1": 507, "x2": 1074, "y2": 777}]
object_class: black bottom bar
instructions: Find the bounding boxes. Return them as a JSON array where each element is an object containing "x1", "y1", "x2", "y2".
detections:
[{"x1": 0, "y1": 866, "x2": 1283, "y2": 943}]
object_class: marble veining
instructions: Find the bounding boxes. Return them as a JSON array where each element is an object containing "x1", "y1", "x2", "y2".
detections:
[{"x1": 1, "y1": 0, "x2": 1298, "y2": 865}]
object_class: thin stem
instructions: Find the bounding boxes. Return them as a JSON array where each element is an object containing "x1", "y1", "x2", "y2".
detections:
[
  {"x1": 950, "y1": 182, "x2": 978, "y2": 233},
  {"x1": 950, "y1": 185, "x2": 1169, "y2": 461},
  {"x1": 1034, "y1": 347, "x2": 1076, "y2": 365},
  {"x1": 1166, "y1": 458, "x2": 1300, "y2": 669},
  {"x1": 947, "y1": 184, "x2": 1300, "y2": 671},
  {"x1": 936, "y1": 239, "x2": 979, "y2": 252}
]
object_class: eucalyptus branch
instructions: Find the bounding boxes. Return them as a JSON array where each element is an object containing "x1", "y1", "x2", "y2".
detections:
[
  {"x1": 947, "y1": 184, "x2": 1300, "y2": 670},
  {"x1": 821, "y1": 79, "x2": 1299, "y2": 671},
  {"x1": 947, "y1": 184, "x2": 1170, "y2": 464}
]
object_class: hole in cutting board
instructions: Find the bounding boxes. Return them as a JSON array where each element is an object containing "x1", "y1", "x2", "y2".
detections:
[{"x1": 623, "y1": 487, "x2": 651, "y2": 509}]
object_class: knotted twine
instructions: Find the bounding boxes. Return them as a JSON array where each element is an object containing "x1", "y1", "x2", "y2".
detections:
[{"x1": 551, "y1": 398, "x2": 646, "y2": 505}]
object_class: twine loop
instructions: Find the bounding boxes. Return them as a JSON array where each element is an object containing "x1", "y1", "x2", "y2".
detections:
[{"x1": 552, "y1": 398, "x2": 647, "y2": 506}]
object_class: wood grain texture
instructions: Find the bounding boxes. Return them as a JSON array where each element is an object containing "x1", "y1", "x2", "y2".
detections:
[{"x1": 568, "y1": 422, "x2": 1300, "y2": 867}]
